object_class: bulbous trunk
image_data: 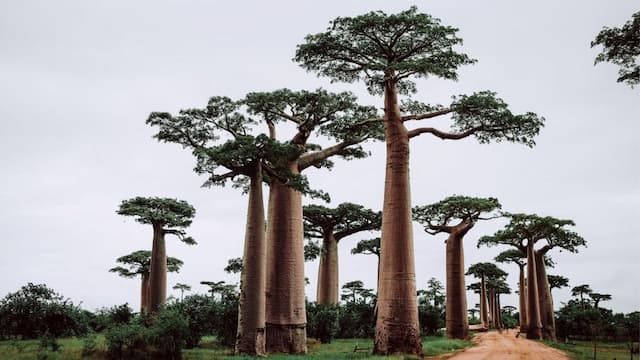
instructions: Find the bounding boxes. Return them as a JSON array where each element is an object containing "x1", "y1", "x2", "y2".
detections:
[
  {"x1": 535, "y1": 252, "x2": 556, "y2": 341},
  {"x1": 235, "y1": 166, "x2": 267, "y2": 355},
  {"x1": 265, "y1": 163, "x2": 307, "y2": 354},
  {"x1": 316, "y1": 232, "x2": 339, "y2": 305},
  {"x1": 480, "y1": 275, "x2": 488, "y2": 328},
  {"x1": 148, "y1": 223, "x2": 167, "y2": 314},
  {"x1": 445, "y1": 232, "x2": 469, "y2": 339},
  {"x1": 518, "y1": 265, "x2": 528, "y2": 333},
  {"x1": 140, "y1": 272, "x2": 150, "y2": 314},
  {"x1": 374, "y1": 79, "x2": 422, "y2": 356},
  {"x1": 526, "y1": 241, "x2": 542, "y2": 339}
]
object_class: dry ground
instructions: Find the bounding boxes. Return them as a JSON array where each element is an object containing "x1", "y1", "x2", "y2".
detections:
[{"x1": 439, "y1": 329, "x2": 571, "y2": 360}]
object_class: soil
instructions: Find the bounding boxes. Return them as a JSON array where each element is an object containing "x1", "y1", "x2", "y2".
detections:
[{"x1": 435, "y1": 329, "x2": 571, "y2": 360}]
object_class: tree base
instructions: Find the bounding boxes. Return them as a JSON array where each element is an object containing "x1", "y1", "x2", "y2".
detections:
[
  {"x1": 235, "y1": 327, "x2": 265, "y2": 356},
  {"x1": 446, "y1": 325, "x2": 469, "y2": 340},
  {"x1": 265, "y1": 323, "x2": 307, "y2": 354},
  {"x1": 541, "y1": 327, "x2": 556, "y2": 342},
  {"x1": 526, "y1": 327, "x2": 542, "y2": 340},
  {"x1": 374, "y1": 323, "x2": 423, "y2": 355}
]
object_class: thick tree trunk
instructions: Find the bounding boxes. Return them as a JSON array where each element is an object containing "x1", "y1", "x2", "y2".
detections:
[
  {"x1": 445, "y1": 232, "x2": 469, "y2": 339},
  {"x1": 148, "y1": 223, "x2": 167, "y2": 314},
  {"x1": 535, "y1": 252, "x2": 556, "y2": 341},
  {"x1": 518, "y1": 265, "x2": 528, "y2": 333},
  {"x1": 480, "y1": 275, "x2": 488, "y2": 328},
  {"x1": 316, "y1": 232, "x2": 339, "y2": 305},
  {"x1": 488, "y1": 289, "x2": 496, "y2": 329},
  {"x1": 235, "y1": 167, "x2": 267, "y2": 355},
  {"x1": 374, "y1": 79, "x2": 422, "y2": 356},
  {"x1": 496, "y1": 294, "x2": 502, "y2": 329},
  {"x1": 140, "y1": 272, "x2": 150, "y2": 314},
  {"x1": 265, "y1": 163, "x2": 307, "y2": 354},
  {"x1": 526, "y1": 241, "x2": 542, "y2": 339}
]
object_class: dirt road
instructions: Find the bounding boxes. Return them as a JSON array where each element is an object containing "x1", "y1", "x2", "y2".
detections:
[{"x1": 444, "y1": 329, "x2": 571, "y2": 360}]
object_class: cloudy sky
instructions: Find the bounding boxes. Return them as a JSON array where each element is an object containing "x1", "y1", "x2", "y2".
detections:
[{"x1": 1, "y1": 1, "x2": 638, "y2": 314}]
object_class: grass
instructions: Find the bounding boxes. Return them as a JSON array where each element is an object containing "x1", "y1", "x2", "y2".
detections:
[
  {"x1": 0, "y1": 335, "x2": 472, "y2": 360},
  {"x1": 544, "y1": 340, "x2": 638, "y2": 360}
]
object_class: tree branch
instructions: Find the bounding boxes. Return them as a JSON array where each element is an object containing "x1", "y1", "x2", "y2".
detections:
[
  {"x1": 298, "y1": 137, "x2": 362, "y2": 171},
  {"x1": 402, "y1": 108, "x2": 454, "y2": 122},
  {"x1": 407, "y1": 125, "x2": 482, "y2": 140}
]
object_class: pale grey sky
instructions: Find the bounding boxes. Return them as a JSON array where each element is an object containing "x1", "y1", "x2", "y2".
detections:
[{"x1": 1, "y1": 1, "x2": 638, "y2": 314}]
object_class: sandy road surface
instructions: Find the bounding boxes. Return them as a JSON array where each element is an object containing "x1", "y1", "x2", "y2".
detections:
[{"x1": 444, "y1": 329, "x2": 571, "y2": 360}]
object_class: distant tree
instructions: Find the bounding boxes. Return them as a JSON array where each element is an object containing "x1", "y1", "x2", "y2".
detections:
[
  {"x1": 295, "y1": 7, "x2": 544, "y2": 355},
  {"x1": 172, "y1": 283, "x2": 191, "y2": 302},
  {"x1": 485, "y1": 277, "x2": 511, "y2": 329},
  {"x1": 467, "y1": 308, "x2": 479, "y2": 321},
  {"x1": 117, "y1": 197, "x2": 196, "y2": 314},
  {"x1": 479, "y1": 213, "x2": 585, "y2": 340},
  {"x1": 303, "y1": 203, "x2": 381, "y2": 304},
  {"x1": 110, "y1": 250, "x2": 183, "y2": 313},
  {"x1": 503, "y1": 305, "x2": 517, "y2": 317},
  {"x1": 495, "y1": 249, "x2": 528, "y2": 333},
  {"x1": 200, "y1": 281, "x2": 235, "y2": 300},
  {"x1": 414, "y1": 196, "x2": 501, "y2": 339},
  {"x1": 589, "y1": 293, "x2": 612, "y2": 309},
  {"x1": 417, "y1": 278, "x2": 445, "y2": 309},
  {"x1": 341, "y1": 281, "x2": 372, "y2": 304},
  {"x1": 592, "y1": 11, "x2": 640, "y2": 87},
  {"x1": 466, "y1": 262, "x2": 507, "y2": 330},
  {"x1": 572, "y1": 284, "x2": 593, "y2": 310}
]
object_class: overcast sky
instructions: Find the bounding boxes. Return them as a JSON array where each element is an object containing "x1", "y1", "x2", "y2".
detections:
[{"x1": 1, "y1": 1, "x2": 638, "y2": 314}]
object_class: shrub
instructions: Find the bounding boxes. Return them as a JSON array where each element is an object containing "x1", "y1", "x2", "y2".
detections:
[
  {"x1": 166, "y1": 294, "x2": 216, "y2": 348},
  {"x1": 0, "y1": 283, "x2": 88, "y2": 339},
  {"x1": 337, "y1": 301, "x2": 375, "y2": 338},
  {"x1": 306, "y1": 302, "x2": 339, "y2": 343},
  {"x1": 104, "y1": 323, "x2": 148, "y2": 360},
  {"x1": 418, "y1": 303, "x2": 445, "y2": 335}
]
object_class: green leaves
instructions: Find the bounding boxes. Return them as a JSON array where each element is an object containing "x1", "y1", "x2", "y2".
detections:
[
  {"x1": 478, "y1": 213, "x2": 586, "y2": 253},
  {"x1": 117, "y1": 197, "x2": 195, "y2": 229},
  {"x1": 450, "y1": 91, "x2": 545, "y2": 147},
  {"x1": 110, "y1": 250, "x2": 184, "y2": 277},
  {"x1": 295, "y1": 7, "x2": 475, "y2": 95},
  {"x1": 350, "y1": 237, "x2": 381, "y2": 257},
  {"x1": 413, "y1": 195, "x2": 501, "y2": 234},
  {"x1": 466, "y1": 262, "x2": 507, "y2": 280},
  {"x1": 303, "y1": 202, "x2": 381, "y2": 241},
  {"x1": 592, "y1": 11, "x2": 640, "y2": 87}
]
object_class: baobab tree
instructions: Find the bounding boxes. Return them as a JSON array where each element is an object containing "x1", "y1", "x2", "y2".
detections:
[
  {"x1": 466, "y1": 262, "x2": 507, "y2": 330},
  {"x1": 147, "y1": 97, "x2": 315, "y2": 355},
  {"x1": 485, "y1": 277, "x2": 511, "y2": 330},
  {"x1": 495, "y1": 249, "x2": 528, "y2": 332},
  {"x1": 110, "y1": 250, "x2": 183, "y2": 313},
  {"x1": 295, "y1": 7, "x2": 544, "y2": 355},
  {"x1": 340, "y1": 280, "x2": 372, "y2": 304},
  {"x1": 479, "y1": 213, "x2": 586, "y2": 340},
  {"x1": 201, "y1": 281, "x2": 235, "y2": 300},
  {"x1": 172, "y1": 283, "x2": 191, "y2": 302},
  {"x1": 243, "y1": 89, "x2": 383, "y2": 354},
  {"x1": 592, "y1": 11, "x2": 640, "y2": 87},
  {"x1": 117, "y1": 197, "x2": 196, "y2": 314},
  {"x1": 351, "y1": 237, "x2": 381, "y2": 283},
  {"x1": 413, "y1": 196, "x2": 501, "y2": 339},
  {"x1": 548, "y1": 275, "x2": 569, "y2": 294},
  {"x1": 303, "y1": 202, "x2": 381, "y2": 305},
  {"x1": 589, "y1": 292, "x2": 612, "y2": 309},
  {"x1": 572, "y1": 284, "x2": 593, "y2": 310}
]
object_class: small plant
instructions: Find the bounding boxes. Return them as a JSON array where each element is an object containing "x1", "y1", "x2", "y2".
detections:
[
  {"x1": 39, "y1": 333, "x2": 61, "y2": 352},
  {"x1": 81, "y1": 332, "x2": 98, "y2": 357}
]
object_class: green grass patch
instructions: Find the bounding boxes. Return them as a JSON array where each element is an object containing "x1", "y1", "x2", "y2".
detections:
[
  {"x1": 544, "y1": 340, "x2": 637, "y2": 360},
  {"x1": 0, "y1": 335, "x2": 472, "y2": 360}
]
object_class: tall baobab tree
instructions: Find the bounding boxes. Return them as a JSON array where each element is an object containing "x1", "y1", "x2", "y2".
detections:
[
  {"x1": 243, "y1": 89, "x2": 383, "y2": 354},
  {"x1": 413, "y1": 196, "x2": 501, "y2": 339},
  {"x1": 303, "y1": 203, "x2": 381, "y2": 305},
  {"x1": 110, "y1": 250, "x2": 183, "y2": 313},
  {"x1": 295, "y1": 7, "x2": 544, "y2": 355},
  {"x1": 485, "y1": 277, "x2": 511, "y2": 330},
  {"x1": 479, "y1": 213, "x2": 586, "y2": 340},
  {"x1": 572, "y1": 284, "x2": 593, "y2": 310},
  {"x1": 466, "y1": 262, "x2": 507, "y2": 330},
  {"x1": 592, "y1": 11, "x2": 640, "y2": 87},
  {"x1": 148, "y1": 96, "x2": 321, "y2": 355},
  {"x1": 117, "y1": 197, "x2": 196, "y2": 314}
]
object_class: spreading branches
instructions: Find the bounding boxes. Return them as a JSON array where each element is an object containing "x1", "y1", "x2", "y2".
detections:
[
  {"x1": 413, "y1": 195, "x2": 501, "y2": 235},
  {"x1": 303, "y1": 203, "x2": 381, "y2": 241},
  {"x1": 592, "y1": 11, "x2": 640, "y2": 87}
]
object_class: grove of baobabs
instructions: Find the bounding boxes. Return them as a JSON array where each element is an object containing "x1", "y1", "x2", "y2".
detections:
[{"x1": 0, "y1": 3, "x2": 638, "y2": 360}]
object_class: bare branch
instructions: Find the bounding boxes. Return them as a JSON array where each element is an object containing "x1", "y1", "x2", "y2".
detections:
[
  {"x1": 402, "y1": 108, "x2": 454, "y2": 122},
  {"x1": 407, "y1": 125, "x2": 482, "y2": 140}
]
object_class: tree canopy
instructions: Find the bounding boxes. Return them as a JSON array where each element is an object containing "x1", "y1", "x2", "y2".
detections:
[
  {"x1": 350, "y1": 237, "x2": 381, "y2": 257},
  {"x1": 303, "y1": 202, "x2": 381, "y2": 241},
  {"x1": 547, "y1": 275, "x2": 570, "y2": 290},
  {"x1": 117, "y1": 197, "x2": 196, "y2": 231},
  {"x1": 413, "y1": 196, "x2": 501, "y2": 234},
  {"x1": 478, "y1": 213, "x2": 585, "y2": 253},
  {"x1": 109, "y1": 250, "x2": 183, "y2": 278},
  {"x1": 592, "y1": 11, "x2": 640, "y2": 87},
  {"x1": 466, "y1": 262, "x2": 507, "y2": 280}
]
